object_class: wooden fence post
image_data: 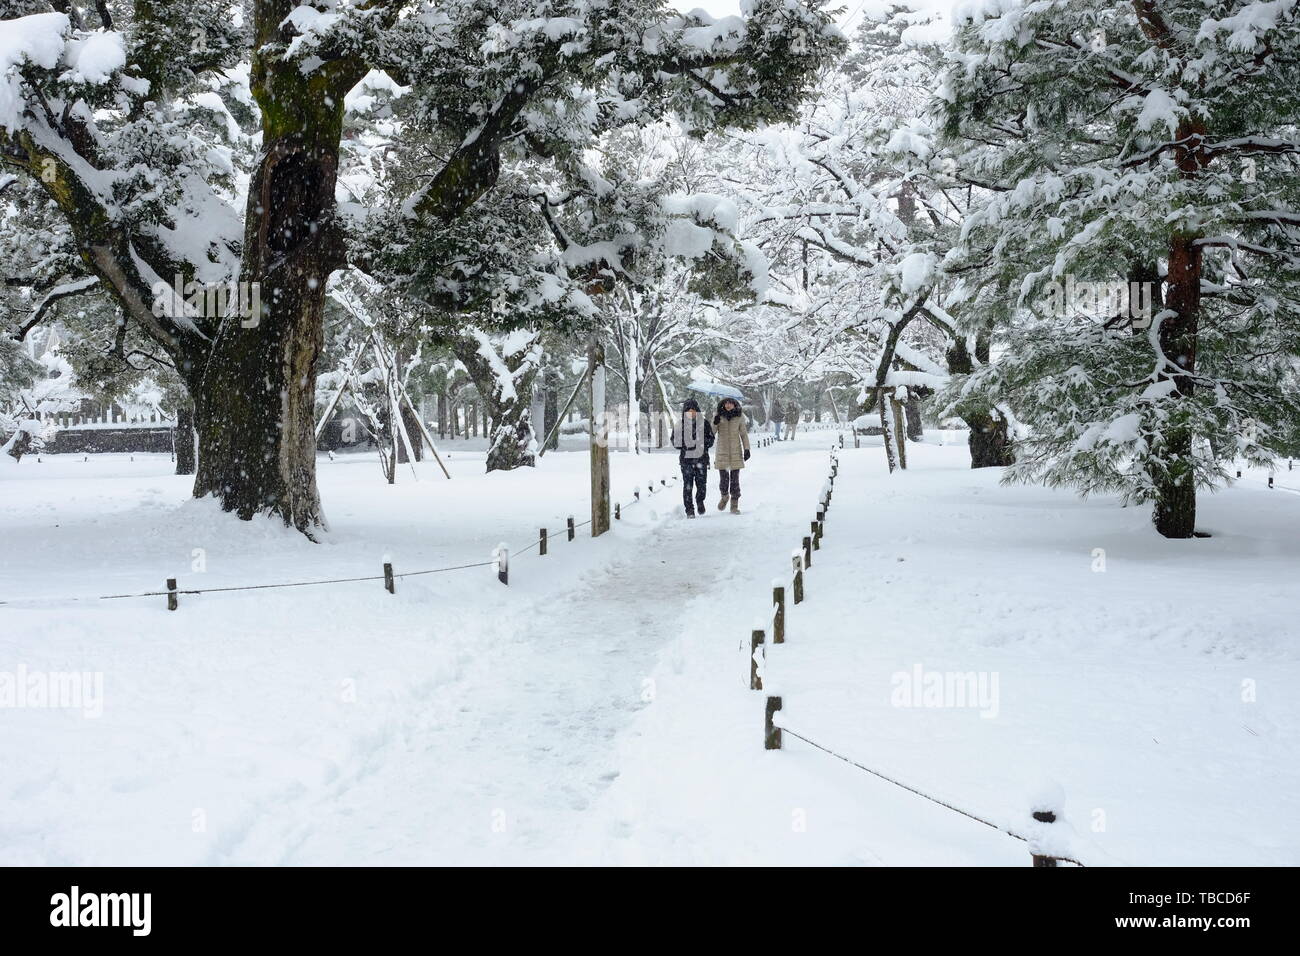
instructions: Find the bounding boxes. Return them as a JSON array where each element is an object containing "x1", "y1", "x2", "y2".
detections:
[
  {"x1": 750, "y1": 628, "x2": 765, "y2": 690},
  {"x1": 383, "y1": 562, "x2": 395, "y2": 594},
  {"x1": 1030, "y1": 810, "x2": 1058, "y2": 867},
  {"x1": 772, "y1": 583, "x2": 785, "y2": 644},
  {"x1": 791, "y1": 551, "x2": 804, "y2": 604},
  {"x1": 567, "y1": 516, "x2": 575, "y2": 541},
  {"x1": 615, "y1": 502, "x2": 621, "y2": 520},
  {"x1": 810, "y1": 520, "x2": 820, "y2": 551},
  {"x1": 166, "y1": 577, "x2": 178, "y2": 611},
  {"x1": 765, "y1": 696, "x2": 783, "y2": 750},
  {"x1": 539, "y1": 528, "x2": 548, "y2": 556},
  {"x1": 495, "y1": 544, "x2": 509, "y2": 585},
  {"x1": 803, "y1": 535, "x2": 812, "y2": 568}
]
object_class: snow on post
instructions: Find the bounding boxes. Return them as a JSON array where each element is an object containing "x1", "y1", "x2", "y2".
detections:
[
  {"x1": 1027, "y1": 779, "x2": 1068, "y2": 867},
  {"x1": 771, "y1": 579, "x2": 786, "y2": 644},
  {"x1": 749, "y1": 626, "x2": 765, "y2": 691},
  {"x1": 493, "y1": 544, "x2": 509, "y2": 586},
  {"x1": 764, "y1": 696, "x2": 783, "y2": 751}
]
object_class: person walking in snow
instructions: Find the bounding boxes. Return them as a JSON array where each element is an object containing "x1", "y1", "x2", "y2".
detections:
[
  {"x1": 770, "y1": 397, "x2": 785, "y2": 441},
  {"x1": 783, "y1": 401, "x2": 801, "y2": 441},
  {"x1": 671, "y1": 398, "x2": 714, "y2": 518},
  {"x1": 712, "y1": 397, "x2": 751, "y2": 513}
]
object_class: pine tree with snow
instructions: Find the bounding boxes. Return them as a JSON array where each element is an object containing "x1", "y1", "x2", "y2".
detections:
[{"x1": 938, "y1": 0, "x2": 1300, "y2": 537}]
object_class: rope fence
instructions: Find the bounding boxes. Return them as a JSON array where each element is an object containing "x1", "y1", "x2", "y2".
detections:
[
  {"x1": 0, "y1": 464, "x2": 696, "y2": 610},
  {"x1": 747, "y1": 434, "x2": 1090, "y2": 868}
]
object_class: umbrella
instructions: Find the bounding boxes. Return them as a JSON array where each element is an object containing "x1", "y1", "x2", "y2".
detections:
[{"x1": 686, "y1": 380, "x2": 745, "y2": 400}]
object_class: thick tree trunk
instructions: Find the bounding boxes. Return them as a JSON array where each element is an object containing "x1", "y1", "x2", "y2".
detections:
[
  {"x1": 191, "y1": 2, "x2": 351, "y2": 534},
  {"x1": 947, "y1": 336, "x2": 1014, "y2": 468},
  {"x1": 453, "y1": 334, "x2": 540, "y2": 472},
  {"x1": 968, "y1": 414, "x2": 1014, "y2": 468},
  {"x1": 174, "y1": 402, "x2": 196, "y2": 475},
  {"x1": 192, "y1": 319, "x2": 324, "y2": 529},
  {"x1": 397, "y1": 401, "x2": 422, "y2": 463},
  {"x1": 1151, "y1": 232, "x2": 1200, "y2": 538},
  {"x1": 482, "y1": 398, "x2": 536, "y2": 471}
]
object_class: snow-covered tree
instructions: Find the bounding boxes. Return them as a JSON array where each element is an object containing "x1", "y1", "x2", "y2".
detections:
[
  {"x1": 938, "y1": 0, "x2": 1300, "y2": 537},
  {"x1": 704, "y1": 7, "x2": 966, "y2": 470},
  {"x1": 2, "y1": 0, "x2": 842, "y2": 534}
]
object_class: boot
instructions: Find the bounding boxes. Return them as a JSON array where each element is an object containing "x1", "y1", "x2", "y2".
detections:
[
  {"x1": 697, "y1": 498, "x2": 707, "y2": 516},
  {"x1": 717, "y1": 495, "x2": 729, "y2": 511},
  {"x1": 730, "y1": 498, "x2": 740, "y2": 514}
]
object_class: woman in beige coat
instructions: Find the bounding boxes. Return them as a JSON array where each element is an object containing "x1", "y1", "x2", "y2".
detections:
[{"x1": 712, "y1": 398, "x2": 751, "y2": 513}]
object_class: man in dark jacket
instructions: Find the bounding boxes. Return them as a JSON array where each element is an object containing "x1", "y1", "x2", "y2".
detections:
[{"x1": 670, "y1": 398, "x2": 714, "y2": 517}]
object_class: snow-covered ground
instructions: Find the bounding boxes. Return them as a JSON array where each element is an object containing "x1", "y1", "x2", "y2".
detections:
[{"x1": 2, "y1": 429, "x2": 1297, "y2": 865}]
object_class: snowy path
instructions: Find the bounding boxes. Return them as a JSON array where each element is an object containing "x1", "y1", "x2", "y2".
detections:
[
  {"x1": 208, "y1": 445, "x2": 832, "y2": 864},
  {"x1": 10, "y1": 432, "x2": 1291, "y2": 865}
]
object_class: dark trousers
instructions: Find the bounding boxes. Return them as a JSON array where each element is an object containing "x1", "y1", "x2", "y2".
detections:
[
  {"x1": 719, "y1": 468, "x2": 741, "y2": 499},
  {"x1": 680, "y1": 458, "x2": 708, "y2": 512}
]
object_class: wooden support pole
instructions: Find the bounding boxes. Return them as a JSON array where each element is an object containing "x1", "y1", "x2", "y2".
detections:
[
  {"x1": 539, "y1": 528, "x2": 548, "y2": 556},
  {"x1": 383, "y1": 562, "x2": 395, "y2": 594},
  {"x1": 537, "y1": 365, "x2": 590, "y2": 458},
  {"x1": 765, "y1": 696, "x2": 783, "y2": 750},
  {"x1": 166, "y1": 578, "x2": 178, "y2": 611},
  {"x1": 750, "y1": 629, "x2": 765, "y2": 690},
  {"x1": 588, "y1": 339, "x2": 611, "y2": 537},
  {"x1": 772, "y1": 585, "x2": 785, "y2": 644},
  {"x1": 567, "y1": 516, "x2": 575, "y2": 541}
]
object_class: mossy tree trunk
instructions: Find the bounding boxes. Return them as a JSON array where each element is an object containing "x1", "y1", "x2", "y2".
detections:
[{"x1": 190, "y1": 4, "x2": 355, "y2": 533}]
